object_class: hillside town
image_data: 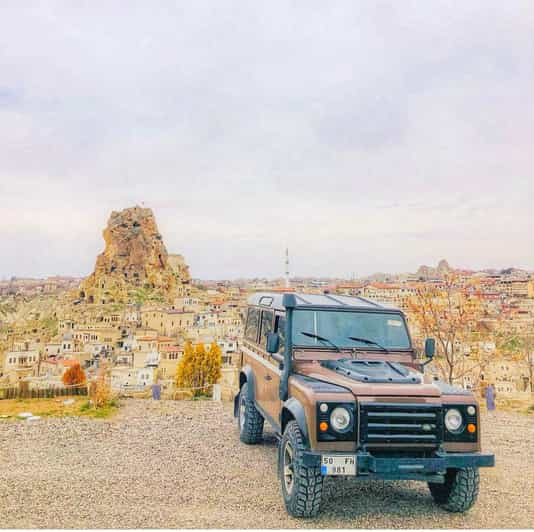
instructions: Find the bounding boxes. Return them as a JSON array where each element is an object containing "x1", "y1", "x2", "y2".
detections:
[
  {"x1": 0, "y1": 207, "x2": 245, "y2": 396},
  {"x1": 0, "y1": 207, "x2": 533, "y2": 401}
]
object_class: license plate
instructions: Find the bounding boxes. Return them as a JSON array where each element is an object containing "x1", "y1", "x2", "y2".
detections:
[{"x1": 321, "y1": 455, "x2": 356, "y2": 476}]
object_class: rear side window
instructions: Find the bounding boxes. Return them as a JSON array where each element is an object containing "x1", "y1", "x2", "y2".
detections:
[
  {"x1": 259, "y1": 310, "x2": 274, "y2": 348},
  {"x1": 245, "y1": 308, "x2": 260, "y2": 342}
]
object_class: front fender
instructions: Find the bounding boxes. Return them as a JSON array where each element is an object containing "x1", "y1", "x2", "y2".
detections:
[{"x1": 282, "y1": 397, "x2": 310, "y2": 446}]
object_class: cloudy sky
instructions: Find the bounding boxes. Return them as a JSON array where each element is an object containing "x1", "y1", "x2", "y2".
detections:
[{"x1": 1, "y1": 2, "x2": 533, "y2": 280}]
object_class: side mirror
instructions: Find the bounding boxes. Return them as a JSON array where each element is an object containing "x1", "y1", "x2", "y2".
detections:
[
  {"x1": 266, "y1": 332, "x2": 280, "y2": 354},
  {"x1": 424, "y1": 338, "x2": 436, "y2": 359}
]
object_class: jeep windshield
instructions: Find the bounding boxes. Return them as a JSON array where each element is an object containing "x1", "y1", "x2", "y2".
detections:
[{"x1": 291, "y1": 309, "x2": 411, "y2": 351}]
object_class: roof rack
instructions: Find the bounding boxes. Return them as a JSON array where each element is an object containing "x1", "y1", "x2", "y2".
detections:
[{"x1": 247, "y1": 291, "x2": 400, "y2": 312}]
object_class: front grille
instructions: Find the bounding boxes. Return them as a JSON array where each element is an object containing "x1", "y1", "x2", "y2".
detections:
[{"x1": 359, "y1": 402, "x2": 443, "y2": 448}]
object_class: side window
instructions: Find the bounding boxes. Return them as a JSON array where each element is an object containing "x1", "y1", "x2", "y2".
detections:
[
  {"x1": 259, "y1": 310, "x2": 274, "y2": 348},
  {"x1": 275, "y1": 315, "x2": 286, "y2": 353},
  {"x1": 245, "y1": 308, "x2": 260, "y2": 342}
]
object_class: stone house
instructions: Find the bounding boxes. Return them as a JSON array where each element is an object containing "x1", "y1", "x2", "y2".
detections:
[
  {"x1": 141, "y1": 308, "x2": 195, "y2": 336},
  {"x1": 111, "y1": 366, "x2": 157, "y2": 390},
  {"x1": 44, "y1": 342, "x2": 62, "y2": 357},
  {"x1": 3, "y1": 349, "x2": 40, "y2": 382},
  {"x1": 158, "y1": 344, "x2": 184, "y2": 379}
]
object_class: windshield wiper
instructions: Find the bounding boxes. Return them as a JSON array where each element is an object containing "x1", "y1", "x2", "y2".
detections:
[
  {"x1": 300, "y1": 331, "x2": 341, "y2": 352},
  {"x1": 348, "y1": 336, "x2": 390, "y2": 353}
]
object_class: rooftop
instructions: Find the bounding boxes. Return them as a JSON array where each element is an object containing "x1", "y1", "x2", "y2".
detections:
[{"x1": 160, "y1": 345, "x2": 182, "y2": 353}]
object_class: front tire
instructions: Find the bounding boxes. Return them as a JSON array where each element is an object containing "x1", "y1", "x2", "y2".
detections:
[
  {"x1": 429, "y1": 467, "x2": 479, "y2": 512},
  {"x1": 238, "y1": 383, "x2": 264, "y2": 444},
  {"x1": 279, "y1": 421, "x2": 324, "y2": 518}
]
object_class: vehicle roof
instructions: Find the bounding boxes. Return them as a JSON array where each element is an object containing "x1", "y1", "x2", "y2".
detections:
[{"x1": 247, "y1": 291, "x2": 401, "y2": 312}]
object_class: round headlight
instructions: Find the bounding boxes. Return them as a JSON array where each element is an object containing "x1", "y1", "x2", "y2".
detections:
[
  {"x1": 330, "y1": 407, "x2": 351, "y2": 432},
  {"x1": 445, "y1": 408, "x2": 464, "y2": 433}
]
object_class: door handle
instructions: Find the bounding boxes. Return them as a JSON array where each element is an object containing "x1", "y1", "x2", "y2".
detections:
[{"x1": 264, "y1": 375, "x2": 272, "y2": 381}]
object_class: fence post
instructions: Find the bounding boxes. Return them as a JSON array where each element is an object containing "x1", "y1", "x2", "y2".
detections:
[{"x1": 212, "y1": 384, "x2": 222, "y2": 402}]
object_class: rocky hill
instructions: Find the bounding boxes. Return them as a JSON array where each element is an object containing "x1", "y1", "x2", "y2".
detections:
[
  {"x1": 415, "y1": 259, "x2": 453, "y2": 280},
  {"x1": 79, "y1": 206, "x2": 188, "y2": 304}
]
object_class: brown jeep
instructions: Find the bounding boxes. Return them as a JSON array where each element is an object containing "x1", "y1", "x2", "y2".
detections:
[{"x1": 234, "y1": 292, "x2": 494, "y2": 517}]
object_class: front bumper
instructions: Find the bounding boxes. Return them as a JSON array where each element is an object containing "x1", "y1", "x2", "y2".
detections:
[{"x1": 302, "y1": 451, "x2": 495, "y2": 483}]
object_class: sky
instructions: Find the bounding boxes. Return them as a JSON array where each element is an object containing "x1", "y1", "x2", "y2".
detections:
[{"x1": 1, "y1": 1, "x2": 533, "y2": 280}]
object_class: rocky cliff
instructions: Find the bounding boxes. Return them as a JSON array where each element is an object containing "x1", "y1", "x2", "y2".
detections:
[{"x1": 79, "y1": 206, "x2": 188, "y2": 304}]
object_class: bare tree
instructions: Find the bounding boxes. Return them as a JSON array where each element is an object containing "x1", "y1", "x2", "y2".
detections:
[{"x1": 408, "y1": 274, "x2": 487, "y2": 385}]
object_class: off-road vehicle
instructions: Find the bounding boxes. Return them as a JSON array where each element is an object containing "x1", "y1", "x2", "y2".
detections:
[{"x1": 235, "y1": 292, "x2": 494, "y2": 517}]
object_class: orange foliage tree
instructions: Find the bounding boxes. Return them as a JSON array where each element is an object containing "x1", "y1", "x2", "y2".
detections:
[
  {"x1": 175, "y1": 341, "x2": 195, "y2": 389},
  {"x1": 175, "y1": 341, "x2": 222, "y2": 396},
  {"x1": 62, "y1": 363, "x2": 87, "y2": 386},
  {"x1": 207, "y1": 341, "x2": 222, "y2": 385},
  {"x1": 89, "y1": 359, "x2": 112, "y2": 407}
]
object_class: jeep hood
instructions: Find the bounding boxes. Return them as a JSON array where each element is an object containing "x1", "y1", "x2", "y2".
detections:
[{"x1": 300, "y1": 359, "x2": 441, "y2": 397}]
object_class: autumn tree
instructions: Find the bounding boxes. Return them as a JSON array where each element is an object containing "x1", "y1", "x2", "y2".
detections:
[
  {"x1": 207, "y1": 341, "x2": 222, "y2": 385},
  {"x1": 193, "y1": 343, "x2": 208, "y2": 390},
  {"x1": 62, "y1": 363, "x2": 87, "y2": 386},
  {"x1": 175, "y1": 341, "x2": 195, "y2": 388},
  {"x1": 175, "y1": 341, "x2": 222, "y2": 396},
  {"x1": 408, "y1": 274, "x2": 487, "y2": 385},
  {"x1": 89, "y1": 359, "x2": 112, "y2": 408}
]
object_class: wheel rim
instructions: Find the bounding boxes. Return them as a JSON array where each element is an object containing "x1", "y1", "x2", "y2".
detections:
[
  {"x1": 239, "y1": 395, "x2": 246, "y2": 431},
  {"x1": 283, "y1": 441, "x2": 295, "y2": 495}
]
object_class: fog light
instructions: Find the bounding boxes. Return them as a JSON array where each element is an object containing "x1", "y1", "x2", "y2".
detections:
[
  {"x1": 319, "y1": 421, "x2": 329, "y2": 432},
  {"x1": 319, "y1": 403, "x2": 328, "y2": 413},
  {"x1": 467, "y1": 406, "x2": 476, "y2": 416},
  {"x1": 467, "y1": 423, "x2": 476, "y2": 433}
]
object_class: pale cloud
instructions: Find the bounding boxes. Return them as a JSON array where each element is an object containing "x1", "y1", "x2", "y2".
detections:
[{"x1": 0, "y1": 1, "x2": 533, "y2": 279}]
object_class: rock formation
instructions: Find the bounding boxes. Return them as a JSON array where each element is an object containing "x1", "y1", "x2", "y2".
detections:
[
  {"x1": 79, "y1": 206, "x2": 188, "y2": 304},
  {"x1": 168, "y1": 254, "x2": 191, "y2": 282},
  {"x1": 416, "y1": 259, "x2": 453, "y2": 280}
]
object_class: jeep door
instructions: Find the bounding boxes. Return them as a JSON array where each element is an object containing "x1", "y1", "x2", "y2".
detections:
[
  {"x1": 242, "y1": 306, "x2": 283, "y2": 427},
  {"x1": 257, "y1": 309, "x2": 282, "y2": 423},
  {"x1": 242, "y1": 306, "x2": 268, "y2": 409}
]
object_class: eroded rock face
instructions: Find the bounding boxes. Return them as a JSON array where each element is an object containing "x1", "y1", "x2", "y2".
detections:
[
  {"x1": 416, "y1": 259, "x2": 453, "y2": 280},
  {"x1": 80, "y1": 206, "x2": 183, "y2": 303},
  {"x1": 168, "y1": 254, "x2": 191, "y2": 282}
]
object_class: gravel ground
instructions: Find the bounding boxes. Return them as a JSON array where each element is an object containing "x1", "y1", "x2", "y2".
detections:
[{"x1": 0, "y1": 399, "x2": 532, "y2": 529}]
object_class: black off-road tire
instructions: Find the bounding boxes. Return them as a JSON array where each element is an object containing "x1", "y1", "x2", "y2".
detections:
[
  {"x1": 238, "y1": 383, "x2": 264, "y2": 444},
  {"x1": 428, "y1": 467, "x2": 480, "y2": 512},
  {"x1": 279, "y1": 421, "x2": 324, "y2": 518}
]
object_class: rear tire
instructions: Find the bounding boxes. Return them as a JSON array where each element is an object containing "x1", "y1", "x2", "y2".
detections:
[
  {"x1": 429, "y1": 467, "x2": 479, "y2": 512},
  {"x1": 238, "y1": 383, "x2": 264, "y2": 444},
  {"x1": 279, "y1": 420, "x2": 324, "y2": 518}
]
